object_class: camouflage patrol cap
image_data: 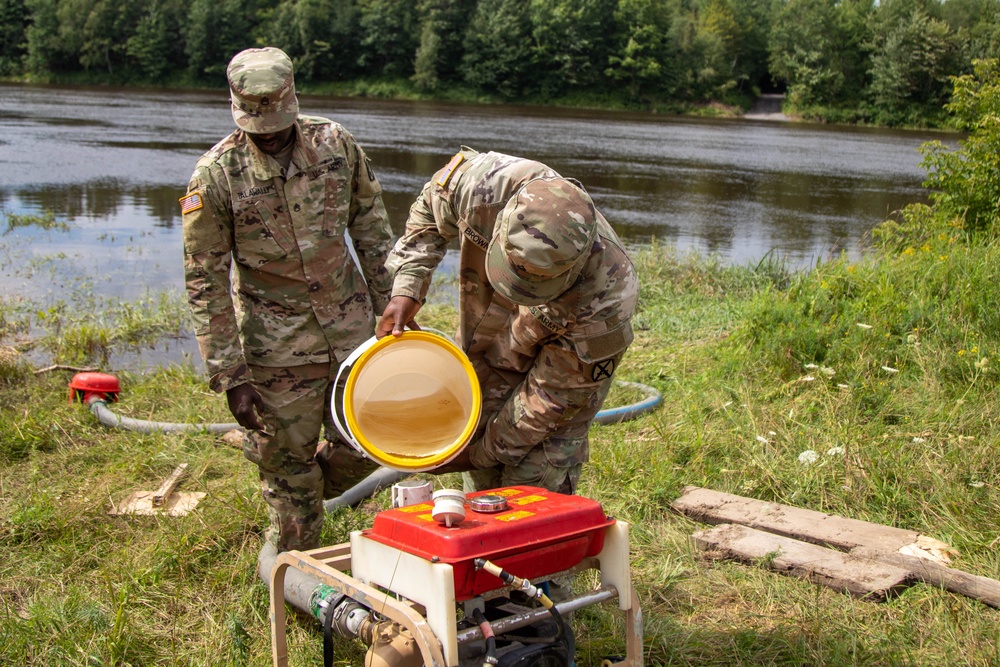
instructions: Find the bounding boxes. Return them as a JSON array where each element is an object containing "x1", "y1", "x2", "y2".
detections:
[
  {"x1": 486, "y1": 177, "x2": 598, "y2": 306},
  {"x1": 227, "y1": 47, "x2": 298, "y2": 134}
]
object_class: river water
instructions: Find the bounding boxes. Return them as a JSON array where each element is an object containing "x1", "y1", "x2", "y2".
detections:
[{"x1": 0, "y1": 83, "x2": 954, "y2": 364}]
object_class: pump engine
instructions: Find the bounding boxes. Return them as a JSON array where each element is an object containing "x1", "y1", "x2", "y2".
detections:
[{"x1": 269, "y1": 485, "x2": 642, "y2": 667}]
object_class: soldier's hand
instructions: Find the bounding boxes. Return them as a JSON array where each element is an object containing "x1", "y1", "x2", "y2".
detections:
[
  {"x1": 376, "y1": 295, "x2": 422, "y2": 339},
  {"x1": 226, "y1": 383, "x2": 265, "y2": 432}
]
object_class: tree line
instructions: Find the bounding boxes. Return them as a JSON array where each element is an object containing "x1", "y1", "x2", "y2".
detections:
[{"x1": 2, "y1": 0, "x2": 999, "y2": 127}]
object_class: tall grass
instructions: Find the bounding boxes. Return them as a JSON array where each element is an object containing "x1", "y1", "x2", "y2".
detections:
[{"x1": 1, "y1": 237, "x2": 997, "y2": 666}]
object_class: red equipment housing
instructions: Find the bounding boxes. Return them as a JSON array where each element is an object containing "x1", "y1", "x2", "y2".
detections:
[{"x1": 363, "y1": 485, "x2": 615, "y2": 600}]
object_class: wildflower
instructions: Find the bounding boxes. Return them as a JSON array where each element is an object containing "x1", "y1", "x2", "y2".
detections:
[
  {"x1": 804, "y1": 363, "x2": 818, "y2": 370},
  {"x1": 768, "y1": 431, "x2": 776, "y2": 436},
  {"x1": 820, "y1": 366, "x2": 835, "y2": 377},
  {"x1": 906, "y1": 333, "x2": 919, "y2": 346},
  {"x1": 882, "y1": 366, "x2": 899, "y2": 373},
  {"x1": 756, "y1": 435, "x2": 769, "y2": 444},
  {"x1": 826, "y1": 446, "x2": 845, "y2": 456},
  {"x1": 969, "y1": 481, "x2": 985, "y2": 488},
  {"x1": 913, "y1": 437, "x2": 926, "y2": 443},
  {"x1": 958, "y1": 349, "x2": 966, "y2": 357},
  {"x1": 798, "y1": 450, "x2": 819, "y2": 465},
  {"x1": 857, "y1": 323, "x2": 873, "y2": 330},
  {"x1": 902, "y1": 247, "x2": 915, "y2": 256},
  {"x1": 976, "y1": 357, "x2": 990, "y2": 371},
  {"x1": 800, "y1": 375, "x2": 816, "y2": 382},
  {"x1": 837, "y1": 383, "x2": 850, "y2": 390}
]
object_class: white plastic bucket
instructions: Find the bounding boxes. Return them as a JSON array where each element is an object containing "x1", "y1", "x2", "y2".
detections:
[{"x1": 332, "y1": 330, "x2": 482, "y2": 472}]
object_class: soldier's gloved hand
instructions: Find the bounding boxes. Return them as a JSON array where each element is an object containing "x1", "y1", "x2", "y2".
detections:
[
  {"x1": 376, "y1": 295, "x2": 422, "y2": 339},
  {"x1": 226, "y1": 383, "x2": 265, "y2": 432}
]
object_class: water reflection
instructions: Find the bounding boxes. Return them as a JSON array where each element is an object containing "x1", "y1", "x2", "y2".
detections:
[{"x1": 0, "y1": 82, "x2": 953, "y2": 302}]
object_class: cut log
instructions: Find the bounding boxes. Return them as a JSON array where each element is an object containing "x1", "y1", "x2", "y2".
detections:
[
  {"x1": 693, "y1": 524, "x2": 914, "y2": 601},
  {"x1": 673, "y1": 486, "x2": 918, "y2": 552}
]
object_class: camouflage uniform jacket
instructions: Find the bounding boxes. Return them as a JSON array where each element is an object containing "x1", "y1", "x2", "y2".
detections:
[
  {"x1": 182, "y1": 116, "x2": 393, "y2": 392},
  {"x1": 387, "y1": 149, "x2": 638, "y2": 470}
]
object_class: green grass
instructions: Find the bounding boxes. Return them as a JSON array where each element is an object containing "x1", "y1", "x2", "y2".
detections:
[{"x1": 1, "y1": 235, "x2": 999, "y2": 665}]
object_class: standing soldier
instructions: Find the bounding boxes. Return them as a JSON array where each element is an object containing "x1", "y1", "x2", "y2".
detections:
[
  {"x1": 377, "y1": 148, "x2": 638, "y2": 494},
  {"x1": 181, "y1": 47, "x2": 392, "y2": 554}
]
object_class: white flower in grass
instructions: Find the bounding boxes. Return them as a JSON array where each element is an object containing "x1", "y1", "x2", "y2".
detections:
[
  {"x1": 798, "y1": 450, "x2": 819, "y2": 465},
  {"x1": 837, "y1": 383, "x2": 850, "y2": 390},
  {"x1": 913, "y1": 437, "x2": 926, "y2": 444},
  {"x1": 857, "y1": 323, "x2": 873, "y2": 330},
  {"x1": 882, "y1": 366, "x2": 899, "y2": 374},
  {"x1": 820, "y1": 366, "x2": 835, "y2": 377},
  {"x1": 826, "y1": 446, "x2": 845, "y2": 456},
  {"x1": 756, "y1": 435, "x2": 770, "y2": 444},
  {"x1": 970, "y1": 481, "x2": 985, "y2": 488},
  {"x1": 804, "y1": 364, "x2": 818, "y2": 370}
]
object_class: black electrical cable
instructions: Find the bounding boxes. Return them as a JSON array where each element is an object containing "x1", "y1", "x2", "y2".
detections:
[
  {"x1": 472, "y1": 607, "x2": 498, "y2": 667},
  {"x1": 323, "y1": 599, "x2": 336, "y2": 667}
]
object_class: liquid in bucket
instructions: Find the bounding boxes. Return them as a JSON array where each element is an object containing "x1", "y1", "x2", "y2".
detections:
[
  {"x1": 334, "y1": 331, "x2": 482, "y2": 471},
  {"x1": 356, "y1": 384, "x2": 468, "y2": 458}
]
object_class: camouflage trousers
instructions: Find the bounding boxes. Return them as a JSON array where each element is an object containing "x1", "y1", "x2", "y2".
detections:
[
  {"x1": 242, "y1": 362, "x2": 378, "y2": 552},
  {"x1": 462, "y1": 450, "x2": 580, "y2": 495},
  {"x1": 461, "y1": 369, "x2": 584, "y2": 495}
]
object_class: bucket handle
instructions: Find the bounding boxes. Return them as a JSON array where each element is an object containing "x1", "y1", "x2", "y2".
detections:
[{"x1": 331, "y1": 338, "x2": 371, "y2": 451}]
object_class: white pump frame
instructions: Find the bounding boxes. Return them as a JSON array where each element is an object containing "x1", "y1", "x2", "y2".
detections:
[{"x1": 269, "y1": 521, "x2": 643, "y2": 667}]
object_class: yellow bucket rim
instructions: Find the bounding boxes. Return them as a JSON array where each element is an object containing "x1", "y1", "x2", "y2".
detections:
[{"x1": 343, "y1": 331, "x2": 481, "y2": 470}]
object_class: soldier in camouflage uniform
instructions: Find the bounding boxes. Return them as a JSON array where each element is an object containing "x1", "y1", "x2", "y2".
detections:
[
  {"x1": 181, "y1": 47, "x2": 391, "y2": 552},
  {"x1": 378, "y1": 148, "x2": 638, "y2": 494}
]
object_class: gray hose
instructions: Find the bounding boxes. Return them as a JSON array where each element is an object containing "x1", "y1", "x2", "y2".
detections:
[
  {"x1": 323, "y1": 380, "x2": 663, "y2": 509},
  {"x1": 323, "y1": 467, "x2": 409, "y2": 513},
  {"x1": 89, "y1": 399, "x2": 242, "y2": 434},
  {"x1": 592, "y1": 380, "x2": 664, "y2": 425},
  {"x1": 258, "y1": 541, "x2": 324, "y2": 614}
]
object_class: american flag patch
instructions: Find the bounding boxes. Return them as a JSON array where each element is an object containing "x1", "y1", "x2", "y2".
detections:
[
  {"x1": 436, "y1": 153, "x2": 465, "y2": 188},
  {"x1": 179, "y1": 192, "x2": 203, "y2": 214}
]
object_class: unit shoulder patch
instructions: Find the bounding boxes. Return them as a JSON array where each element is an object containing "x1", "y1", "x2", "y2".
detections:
[{"x1": 591, "y1": 358, "x2": 616, "y2": 382}]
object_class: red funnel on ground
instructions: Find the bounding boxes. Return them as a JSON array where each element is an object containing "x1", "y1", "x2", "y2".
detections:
[{"x1": 68, "y1": 372, "x2": 120, "y2": 404}]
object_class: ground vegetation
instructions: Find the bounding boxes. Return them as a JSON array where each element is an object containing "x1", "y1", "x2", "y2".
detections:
[{"x1": 1, "y1": 59, "x2": 999, "y2": 666}]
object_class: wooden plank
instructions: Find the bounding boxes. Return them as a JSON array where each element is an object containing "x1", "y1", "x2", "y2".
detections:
[
  {"x1": 693, "y1": 524, "x2": 914, "y2": 601},
  {"x1": 852, "y1": 547, "x2": 1000, "y2": 609},
  {"x1": 153, "y1": 464, "x2": 189, "y2": 507},
  {"x1": 673, "y1": 486, "x2": 918, "y2": 552}
]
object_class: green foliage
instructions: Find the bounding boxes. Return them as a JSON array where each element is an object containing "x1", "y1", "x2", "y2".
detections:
[
  {"x1": 412, "y1": 0, "x2": 476, "y2": 92},
  {"x1": 356, "y1": 0, "x2": 419, "y2": 76},
  {"x1": 605, "y1": 0, "x2": 676, "y2": 100},
  {"x1": 0, "y1": 0, "x2": 29, "y2": 75},
  {"x1": 920, "y1": 59, "x2": 1000, "y2": 233},
  {"x1": 461, "y1": 0, "x2": 531, "y2": 98},
  {"x1": 768, "y1": 0, "x2": 873, "y2": 109},
  {"x1": 3, "y1": 209, "x2": 69, "y2": 234},
  {"x1": 867, "y1": 3, "x2": 962, "y2": 126}
]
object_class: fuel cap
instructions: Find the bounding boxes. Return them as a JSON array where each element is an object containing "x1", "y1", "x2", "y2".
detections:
[{"x1": 469, "y1": 494, "x2": 509, "y2": 513}]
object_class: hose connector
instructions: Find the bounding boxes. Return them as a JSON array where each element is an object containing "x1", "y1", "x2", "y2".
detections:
[{"x1": 473, "y1": 558, "x2": 554, "y2": 609}]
